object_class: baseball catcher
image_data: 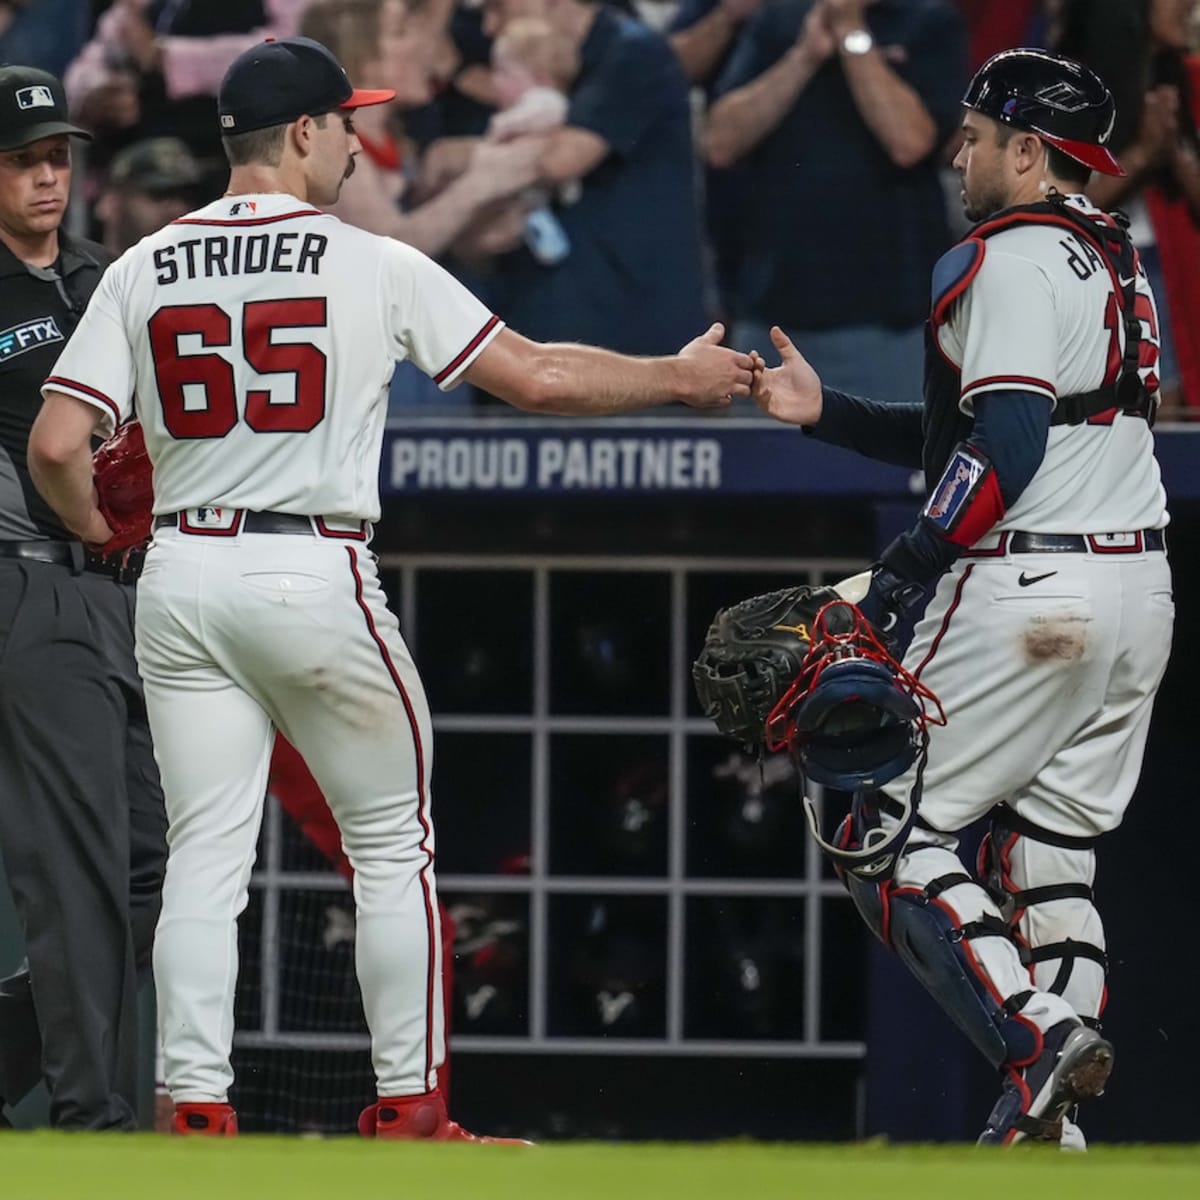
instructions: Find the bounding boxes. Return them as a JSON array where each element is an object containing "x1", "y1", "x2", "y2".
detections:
[{"x1": 693, "y1": 576, "x2": 944, "y2": 880}]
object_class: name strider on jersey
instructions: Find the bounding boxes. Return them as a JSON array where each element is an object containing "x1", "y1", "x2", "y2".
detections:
[
  {"x1": 153, "y1": 230, "x2": 329, "y2": 284},
  {"x1": 41, "y1": 194, "x2": 504, "y2": 523},
  {"x1": 934, "y1": 193, "x2": 1167, "y2": 536}
]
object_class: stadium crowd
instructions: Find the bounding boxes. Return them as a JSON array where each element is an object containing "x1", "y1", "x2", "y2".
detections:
[{"x1": 2, "y1": 0, "x2": 1198, "y2": 414}]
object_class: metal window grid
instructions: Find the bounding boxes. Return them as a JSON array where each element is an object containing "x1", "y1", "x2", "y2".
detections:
[{"x1": 240, "y1": 553, "x2": 870, "y2": 1060}]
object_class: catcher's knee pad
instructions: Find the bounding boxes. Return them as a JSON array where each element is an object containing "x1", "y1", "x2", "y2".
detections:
[{"x1": 978, "y1": 806, "x2": 1107, "y2": 1021}]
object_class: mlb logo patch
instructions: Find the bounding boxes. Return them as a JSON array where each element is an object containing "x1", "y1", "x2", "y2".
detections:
[
  {"x1": 178, "y1": 506, "x2": 243, "y2": 535},
  {"x1": 229, "y1": 200, "x2": 257, "y2": 216},
  {"x1": 16, "y1": 85, "x2": 55, "y2": 110},
  {"x1": 220, "y1": 114, "x2": 235, "y2": 128}
]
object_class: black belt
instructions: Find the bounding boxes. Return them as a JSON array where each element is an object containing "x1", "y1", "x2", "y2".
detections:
[
  {"x1": 966, "y1": 529, "x2": 1166, "y2": 557},
  {"x1": 0, "y1": 539, "x2": 144, "y2": 583},
  {"x1": 153, "y1": 510, "x2": 369, "y2": 539},
  {"x1": 154, "y1": 511, "x2": 314, "y2": 535}
]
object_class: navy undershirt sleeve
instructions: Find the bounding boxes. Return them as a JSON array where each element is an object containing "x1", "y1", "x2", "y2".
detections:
[
  {"x1": 879, "y1": 389, "x2": 1054, "y2": 587},
  {"x1": 804, "y1": 388, "x2": 925, "y2": 468}
]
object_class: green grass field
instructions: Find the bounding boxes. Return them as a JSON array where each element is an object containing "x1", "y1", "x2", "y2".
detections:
[{"x1": 5, "y1": 1137, "x2": 1200, "y2": 1200}]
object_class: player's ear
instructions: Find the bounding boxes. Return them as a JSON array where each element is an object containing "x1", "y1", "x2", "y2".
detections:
[
  {"x1": 1013, "y1": 132, "x2": 1044, "y2": 177},
  {"x1": 291, "y1": 115, "x2": 316, "y2": 157}
]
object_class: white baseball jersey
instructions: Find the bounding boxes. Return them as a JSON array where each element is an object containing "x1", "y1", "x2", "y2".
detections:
[
  {"x1": 43, "y1": 193, "x2": 503, "y2": 521},
  {"x1": 934, "y1": 194, "x2": 1167, "y2": 535}
]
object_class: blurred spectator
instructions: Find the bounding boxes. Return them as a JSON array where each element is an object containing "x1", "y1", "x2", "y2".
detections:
[
  {"x1": 0, "y1": 0, "x2": 91, "y2": 77},
  {"x1": 670, "y1": 0, "x2": 765, "y2": 83},
  {"x1": 668, "y1": 0, "x2": 765, "y2": 324},
  {"x1": 434, "y1": 3, "x2": 504, "y2": 139},
  {"x1": 297, "y1": 0, "x2": 544, "y2": 411},
  {"x1": 487, "y1": 17, "x2": 580, "y2": 264},
  {"x1": 1055, "y1": 0, "x2": 1200, "y2": 411},
  {"x1": 705, "y1": 0, "x2": 968, "y2": 405},
  {"x1": 489, "y1": 17, "x2": 577, "y2": 140},
  {"x1": 297, "y1": 0, "x2": 544, "y2": 259},
  {"x1": 94, "y1": 135, "x2": 208, "y2": 255},
  {"x1": 955, "y1": 0, "x2": 1053, "y2": 71},
  {"x1": 465, "y1": 0, "x2": 709, "y2": 360},
  {"x1": 64, "y1": 0, "x2": 304, "y2": 174}
]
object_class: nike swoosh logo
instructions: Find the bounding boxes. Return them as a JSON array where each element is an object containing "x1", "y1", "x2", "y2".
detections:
[
  {"x1": 1118, "y1": 275, "x2": 1137, "y2": 289},
  {"x1": 1018, "y1": 570, "x2": 1058, "y2": 587}
]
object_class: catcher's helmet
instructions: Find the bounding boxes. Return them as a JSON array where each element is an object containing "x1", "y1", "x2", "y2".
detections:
[{"x1": 964, "y1": 48, "x2": 1123, "y2": 177}]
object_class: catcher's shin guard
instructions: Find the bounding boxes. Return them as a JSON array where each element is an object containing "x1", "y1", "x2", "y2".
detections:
[
  {"x1": 978, "y1": 806, "x2": 1108, "y2": 1022},
  {"x1": 844, "y1": 866, "x2": 1040, "y2": 1068}
]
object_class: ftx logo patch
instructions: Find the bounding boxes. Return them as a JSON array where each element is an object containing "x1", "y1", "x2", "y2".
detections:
[{"x1": 0, "y1": 316, "x2": 63, "y2": 362}]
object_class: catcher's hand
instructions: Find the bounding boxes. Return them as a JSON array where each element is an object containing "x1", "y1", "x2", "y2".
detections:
[
  {"x1": 692, "y1": 584, "x2": 852, "y2": 747},
  {"x1": 92, "y1": 419, "x2": 153, "y2": 559}
]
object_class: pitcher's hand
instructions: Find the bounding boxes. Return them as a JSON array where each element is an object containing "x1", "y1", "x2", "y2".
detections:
[{"x1": 676, "y1": 323, "x2": 756, "y2": 408}]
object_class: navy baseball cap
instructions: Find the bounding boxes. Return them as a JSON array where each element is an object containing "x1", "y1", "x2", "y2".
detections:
[
  {"x1": 0, "y1": 65, "x2": 91, "y2": 151},
  {"x1": 218, "y1": 37, "x2": 396, "y2": 136}
]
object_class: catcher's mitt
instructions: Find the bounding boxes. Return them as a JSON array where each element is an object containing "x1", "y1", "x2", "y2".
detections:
[
  {"x1": 694, "y1": 587, "x2": 947, "y2": 879},
  {"x1": 692, "y1": 585, "x2": 851, "y2": 748},
  {"x1": 92, "y1": 419, "x2": 153, "y2": 559}
]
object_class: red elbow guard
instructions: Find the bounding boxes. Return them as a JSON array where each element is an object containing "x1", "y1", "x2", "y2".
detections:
[{"x1": 921, "y1": 443, "x2": 1005, "y2": 548}]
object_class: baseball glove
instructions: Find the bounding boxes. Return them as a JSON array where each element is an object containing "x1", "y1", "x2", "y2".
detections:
[
  {"x1": 692, "y1": 585, "x2": 852, "y2": 748},
  {"x1": 93, "y1": 419, "x2": 153, "y2": 559}
]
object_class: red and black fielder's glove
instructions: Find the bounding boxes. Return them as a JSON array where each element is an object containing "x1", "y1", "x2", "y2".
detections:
[{"x1": 92, "y1": 418, "x2": 153, "y2": 559}]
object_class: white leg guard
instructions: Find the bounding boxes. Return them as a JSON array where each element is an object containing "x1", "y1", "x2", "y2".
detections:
[{"x1": 978, "y1": 806, "x2": 1107, "y2": 1022}]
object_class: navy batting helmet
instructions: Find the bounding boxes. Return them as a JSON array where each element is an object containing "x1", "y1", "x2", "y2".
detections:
[{"x1": 964, "y1": 48, "x2": 1123, "y2": 177}]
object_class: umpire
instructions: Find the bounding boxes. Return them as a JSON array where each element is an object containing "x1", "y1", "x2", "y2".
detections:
[{"x1": 0, "y1": 65, "x2": 166, "y2": 1129}]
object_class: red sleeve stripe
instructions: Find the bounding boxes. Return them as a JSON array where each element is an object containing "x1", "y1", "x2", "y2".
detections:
[
  {"x1": 963, "y1": 375, "x2": 1057, "y2": 396},
  {"x1": 433, "y1": 314, "x2": 501, "y2": 385},
  {"x1": 44, "y1": 375, "x2": 121, "y2": 422}
]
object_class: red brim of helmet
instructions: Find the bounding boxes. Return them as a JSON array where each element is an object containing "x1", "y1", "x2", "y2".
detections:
[
  {"x1": 1042, "y1": 132, "x2": 1125, "y2": 177},
  {"x1": 341, "y1": 87, "x2": 396, "y2": 110}
]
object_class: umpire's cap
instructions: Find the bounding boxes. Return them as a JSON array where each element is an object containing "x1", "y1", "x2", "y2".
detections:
[
  {"x1": 0, "y1": 65, "x2": 90, "y2": 151},
  {"x1": 218, "y1": 36, "x2": 395, "y2": 135},
  {"x1": 964, "y1": 48, "x2": 1123, "y2": 177}
]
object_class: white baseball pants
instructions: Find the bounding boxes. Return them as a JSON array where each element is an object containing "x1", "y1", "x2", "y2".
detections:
[{"x1": 135, "y1": 525, "x2": 443, "y2": 1103}]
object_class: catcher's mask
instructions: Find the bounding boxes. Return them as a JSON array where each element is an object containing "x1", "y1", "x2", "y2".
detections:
[{"x1": 765, "y1": 601, "x2": 945, "y2": 879}]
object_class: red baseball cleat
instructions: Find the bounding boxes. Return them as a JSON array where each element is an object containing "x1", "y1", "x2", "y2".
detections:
[
  {"x1": 358, "y1": 1090, "x2": 531, "y2": 1145},
  {"x1": 173, "y1": 1102, "x2": 239, "y2": 1136}
]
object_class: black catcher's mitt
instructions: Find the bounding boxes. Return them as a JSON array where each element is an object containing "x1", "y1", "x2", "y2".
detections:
[{"x1": 692, "y1": 586, "x2": 851, "y2": 748}]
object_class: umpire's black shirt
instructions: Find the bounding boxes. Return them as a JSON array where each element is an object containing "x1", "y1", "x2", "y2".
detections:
[{"x1": 0, "y1": 233, "x2": 112, "y2": 541}]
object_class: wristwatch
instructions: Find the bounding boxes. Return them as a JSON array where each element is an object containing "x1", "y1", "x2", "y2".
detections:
[{"x1": 841, "y1": 28, "x2": 874, "y2": 56}]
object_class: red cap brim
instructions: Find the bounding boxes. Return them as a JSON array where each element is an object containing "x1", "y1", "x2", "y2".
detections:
[
  {"x1": 341, "y1": 87, "x2": 396, "y2": 110},
  {"x1": 1042, "y1": 133, "x2": 1125, "y2": 177}
]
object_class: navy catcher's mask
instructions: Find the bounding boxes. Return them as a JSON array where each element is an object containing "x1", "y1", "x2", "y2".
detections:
[{"x1": 765, "y1": 601, "x2": 944, "y2": 879}]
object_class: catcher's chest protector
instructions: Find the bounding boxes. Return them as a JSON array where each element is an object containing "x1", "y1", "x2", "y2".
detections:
[{"x1": 922, "y1": 197, "x2": 1150, "y2": 490}]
